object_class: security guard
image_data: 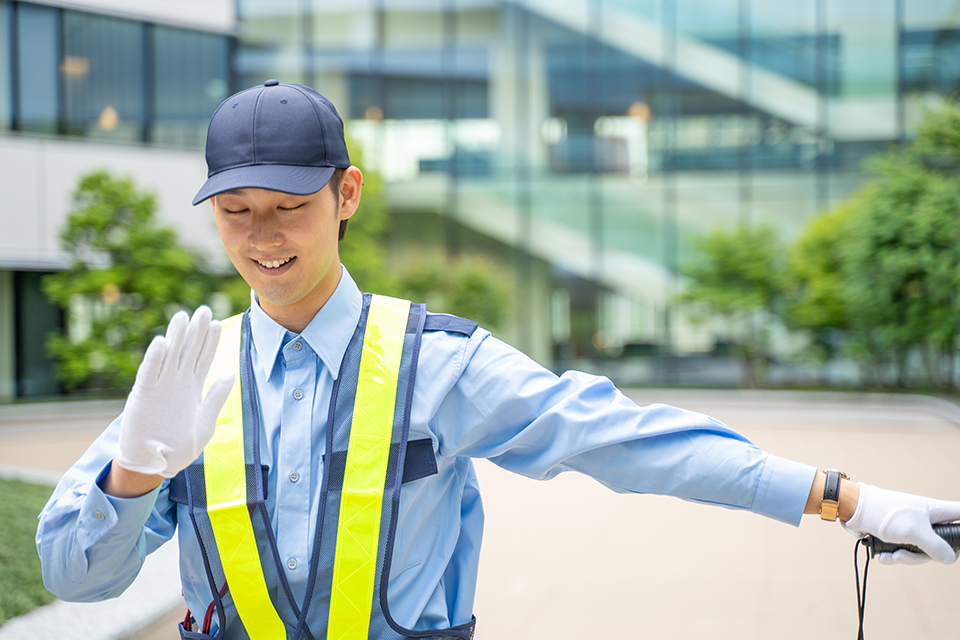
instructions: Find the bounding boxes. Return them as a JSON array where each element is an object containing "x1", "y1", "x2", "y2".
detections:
[{"x1": 37, "y1": 82, "x2": 960, "y2": 639}]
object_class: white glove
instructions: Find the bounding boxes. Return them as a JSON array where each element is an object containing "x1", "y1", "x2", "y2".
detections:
[
  {"x1": 116, "y1": 306, "x2": 234, "y2": 478},
  {"x1": 843, "y1": 482, "x2": 960, "y2": 565}
]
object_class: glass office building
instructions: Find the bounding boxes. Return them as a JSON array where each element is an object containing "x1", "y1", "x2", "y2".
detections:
[
  {"x1": 233, "y1": 0, "x2": 960, "y2": 375},
  {"x1": 4, "y1": 0, "x2": 959, "y2": 395},
  {"x1": 0, "y1": 1, "x2": 232, "y2": 397},
  {"x1": 0, "y1": 0, "x2": 232, "y2": 147}
]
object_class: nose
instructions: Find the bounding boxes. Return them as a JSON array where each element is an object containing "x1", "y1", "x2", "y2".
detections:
[{"x1": 249, "y1": 211, "x2": 283, "y2": 248}]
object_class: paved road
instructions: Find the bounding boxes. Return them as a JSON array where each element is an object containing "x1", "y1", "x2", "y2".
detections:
[
  {"x1": 474, "y1": 390, "x2": 960, "y2": 639},
  {"x1": 3, "y1": 391, "x2": 960, "y2": 640}
]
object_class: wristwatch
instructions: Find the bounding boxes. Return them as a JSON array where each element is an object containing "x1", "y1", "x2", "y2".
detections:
[{"x1": 819, "y1": 469, "x2": 849, "y2": 521}]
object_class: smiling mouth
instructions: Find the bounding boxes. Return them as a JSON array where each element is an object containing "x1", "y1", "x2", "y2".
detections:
[{"x1": 255, "y1": 256, "x2": 295, "y2": 269}]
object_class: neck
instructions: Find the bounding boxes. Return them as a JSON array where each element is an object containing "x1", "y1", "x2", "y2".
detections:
[{"x1": 257, "y1": 264, "x2": 342, "y2": 334}]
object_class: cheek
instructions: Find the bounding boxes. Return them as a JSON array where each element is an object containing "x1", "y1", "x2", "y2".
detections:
[{"x1": 215, "y1": 218, "x2": 246, "y2": 253}]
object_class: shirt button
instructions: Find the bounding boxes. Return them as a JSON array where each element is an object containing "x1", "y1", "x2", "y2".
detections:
[
  {"x1": 293, "y1": 389, "x2": 303, "y2": 400},
  {"x1": 292, "y1": 340, "x2": 302, "y2": 351},
  {"x1": 287, "y1": 558, "x2": 298, "y2": 570},
  {"x1": 94, "y1": 511, "x2": 105, "y2": 521},
  {"x1": 289, "y1": 471, "x2": 300, "y2": 483}
]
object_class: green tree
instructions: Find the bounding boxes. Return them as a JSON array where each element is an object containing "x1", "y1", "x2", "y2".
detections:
[
  {"x1": 782, "y1": 196, "x2": 861, "y2": 369},
  {"x1": 338, "y1": 134, "x2": 391, "y2": 294},
  {"x1": 677, "y1": 223, "x2": 784, "y2": 387},
  {"x1": 43, "y1": 171, "x2": 215, "y2": 391},
  {"x1": 842, "y1": 147, "x2": 960, "y2": 390},
  {"x1": 335, "y1": 132, "x2": 509, "y2": 327},
  {"x1": 785, "y1": 99, "x2": 960, "y2": 389},
  {"x1": 395, "y1": 255, "x2": 510, "y2": 331}
]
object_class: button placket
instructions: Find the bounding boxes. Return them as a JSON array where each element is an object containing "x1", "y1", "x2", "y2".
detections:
[{"x1": 276, "y1": 337, "x2": 316, "y2": 596}]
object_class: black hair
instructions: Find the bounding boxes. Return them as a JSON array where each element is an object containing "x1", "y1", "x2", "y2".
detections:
[{"x1": 329, "y1": 168, "x2": 348, "y2": 241}]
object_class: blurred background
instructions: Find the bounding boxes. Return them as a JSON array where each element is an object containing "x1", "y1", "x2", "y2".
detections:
[
  {"x1": 0, "y1": 0, "x2": 960, "y2": 398},
  {"x1": 2, "y1": 0, "x2": 960, "y2": 395},
  {"x1": 3, "y1": 2, "x2": 960, "y2": 638}
]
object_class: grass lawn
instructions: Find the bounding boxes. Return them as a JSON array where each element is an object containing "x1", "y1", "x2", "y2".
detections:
[{"x1": 0, "y1": 478, "x2": 57, "y2": 625}]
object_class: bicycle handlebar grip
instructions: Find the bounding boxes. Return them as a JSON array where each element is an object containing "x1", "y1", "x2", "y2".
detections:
[{"x1": 865, "y1": 523, "x2": 960, "y2": 559}]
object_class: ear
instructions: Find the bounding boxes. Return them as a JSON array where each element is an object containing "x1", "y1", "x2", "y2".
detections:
[{"x1": 337, "y1": 166, "x2": 363, "y2": 221}]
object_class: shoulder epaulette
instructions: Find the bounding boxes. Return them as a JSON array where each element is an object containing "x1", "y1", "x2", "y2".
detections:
[{"x1": 422, "y1": 312, "x2": 478, "y2": 337}]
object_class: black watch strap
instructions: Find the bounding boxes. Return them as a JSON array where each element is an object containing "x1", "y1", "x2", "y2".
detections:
[{"x1": 824, "y1": 470, "x2": 842, "y2": 503}]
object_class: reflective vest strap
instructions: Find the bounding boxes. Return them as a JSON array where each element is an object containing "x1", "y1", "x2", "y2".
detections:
[
  {"x1": 203, "y1": 313, "x2": 287, "y2": 640},
  {"x1": 328, "y1": 295, "x2": 411, "y2": 640}
]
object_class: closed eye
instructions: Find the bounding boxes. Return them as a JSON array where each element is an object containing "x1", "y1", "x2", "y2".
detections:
[
  {"x1": 278, "y1": 204, "x2": 305, "y2": 211},
  {"x1": 224, "y1": 208, "x2": 248, "y2": 214}
]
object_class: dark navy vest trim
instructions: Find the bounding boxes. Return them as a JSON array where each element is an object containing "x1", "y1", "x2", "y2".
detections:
[
  {"x1": 170, "y1": 444, "x2": 431, "y2": 506},
  {"x1": 319, "y1": 438, "x2": 437, "y2": 488},
  {"x1": 169, "y1": 465, "x2": 269, "y2": 506},
  {"x1": 240, "y1": 310, "x2": 303, "y2": 623},
  {"x1": 400, "y1": 438, "x2": 438, "y2": 484},
  {"x1": 378, "y1": 306, "x2": 475, "y2": 640},
  {"x1": 423, "y1": 313, "x2": 477, "y2": 337},
  {"x1": 184, "y1": 454, "x2": 228, "y2": 640}
]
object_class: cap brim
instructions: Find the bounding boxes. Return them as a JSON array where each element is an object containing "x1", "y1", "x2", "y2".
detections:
[{"x1": 192, "y1": 164, "x2": 337, "y2": 205}]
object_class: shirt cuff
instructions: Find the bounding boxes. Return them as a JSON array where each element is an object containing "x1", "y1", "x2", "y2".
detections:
[
  {"x1": 751, "y1": 454, "x2": 818, "y2": 527},
  {"x1": 77, "y1": 460, "x2": 162, "y2": 551}
]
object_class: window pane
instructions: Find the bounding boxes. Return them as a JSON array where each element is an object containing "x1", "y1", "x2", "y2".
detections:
[
  {"x1": 16, "y1": 4, "x2": 58, "y2": 133},
  {"x1": 14, "y1": 271, "x2": 63, "y2": 397},
  {"x1": 236, "y1": 0, "x2": 306, "y2": 85},
  {"x1": 0, "y1": 1, "x2": 10, "y2": 130},
  {"x1": 153, "y1": 26, "x2": 230, "y2": 148},
  {"x1": 824, "y1": 0, "x2": 897, "y2": 156},
  {"x1": 62, "y1": 11, "x2": 144, "y2": 142},
  {"x1": 902, "y1": 0, "x2": 960, "y2": 131}
]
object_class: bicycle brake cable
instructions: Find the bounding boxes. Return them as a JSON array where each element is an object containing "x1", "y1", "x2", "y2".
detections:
[{"x1": 854, "y1": 538, "x2": 870, "y2": 640}]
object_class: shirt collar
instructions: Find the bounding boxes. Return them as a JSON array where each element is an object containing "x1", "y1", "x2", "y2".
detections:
[{"x1": 247, "y1": 265, "x2": 363, "y2": 380}]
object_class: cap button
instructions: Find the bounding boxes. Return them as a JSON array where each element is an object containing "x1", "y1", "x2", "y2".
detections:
[{"x1": 264, "y1": 79, "x2": 280, "y2": 87}]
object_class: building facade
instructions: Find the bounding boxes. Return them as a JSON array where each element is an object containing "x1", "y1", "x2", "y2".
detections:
[
  {"x1": 2, "y1": 0, "x2": 960, "y2": 397},
  {"x1": 233, "y1": 0, "x2": 960, "y2": 376},
  {"x1": 0, "y1": 0, "x2": 234, "y2": 398}
]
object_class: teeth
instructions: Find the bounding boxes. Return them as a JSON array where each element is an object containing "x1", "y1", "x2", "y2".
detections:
[{"x1": 258, "y1": 257, "x2": 292, "y2": 269}]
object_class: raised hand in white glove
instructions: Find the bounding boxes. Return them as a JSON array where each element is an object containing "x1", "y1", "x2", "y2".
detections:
[
  {"x1": 843, "y1": 482, "x2": 960, "y2": 565},
  {"x1": 116, "y1": 306, "x2": 234, "y2": 478}
]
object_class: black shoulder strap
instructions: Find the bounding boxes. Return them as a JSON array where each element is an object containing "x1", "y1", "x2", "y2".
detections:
[{"x1": 422, "y1": 313, "x2": 478, "y2": 337}]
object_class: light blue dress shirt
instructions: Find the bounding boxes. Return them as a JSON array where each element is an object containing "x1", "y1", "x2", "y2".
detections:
[{"x1": 37, "y1": 266, "x2": 817, "y2": 633}]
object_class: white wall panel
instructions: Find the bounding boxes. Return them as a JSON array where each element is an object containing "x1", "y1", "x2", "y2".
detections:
[
  {"x1": 25, "y1": 0, "x2": 235, "y2": 34},
  {"x1": 0, "y1": 135, "x2": 228, "y2": 271}
]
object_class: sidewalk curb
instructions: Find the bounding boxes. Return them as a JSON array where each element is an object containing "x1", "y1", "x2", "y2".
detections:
[
  {"x1": 0, "y1": 400, "x2": 125, "y2": 423},
  {"x1": 0, "y1": 465, "x2": 64, "y2": 486}
]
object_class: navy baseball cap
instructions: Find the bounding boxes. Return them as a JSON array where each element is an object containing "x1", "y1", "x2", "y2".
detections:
[{"x1": 192, "y1": 80, "x2": 351, "y2": 205}]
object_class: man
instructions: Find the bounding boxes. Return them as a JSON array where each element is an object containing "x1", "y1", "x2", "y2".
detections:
[{"x1": 37, "y1": 81, "x2": 960, "y2": 639}]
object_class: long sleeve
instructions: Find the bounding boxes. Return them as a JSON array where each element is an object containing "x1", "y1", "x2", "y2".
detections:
[
  {"x1": 36, "y1": 415, "x2": 177, "y2": 602},
  {"x1": 427, "y1": 331, "x2": 817, "y2": 526}
]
